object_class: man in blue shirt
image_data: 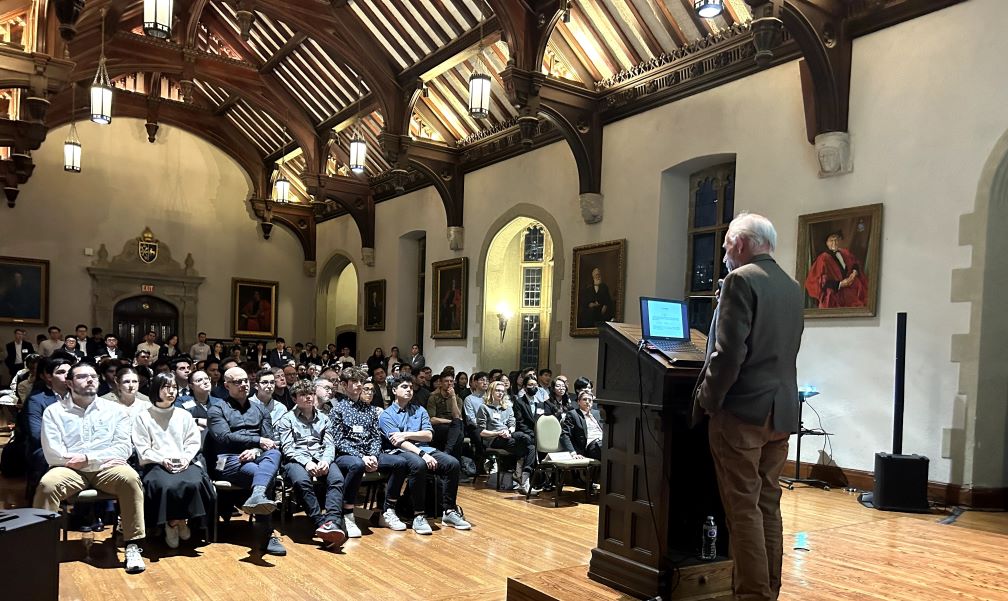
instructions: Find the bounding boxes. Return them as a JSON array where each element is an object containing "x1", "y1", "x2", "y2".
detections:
[{"x1": 378, "y1": 375, "x2": 470, "y2": 535}]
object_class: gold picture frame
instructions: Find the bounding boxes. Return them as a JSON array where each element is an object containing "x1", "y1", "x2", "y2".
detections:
[
  {"x1": 570, "y1": 239, "x2": 627, "y2": 337},
  {"x1": 431, "y1": 257, "x2": 468, "y2": 339},
  {"x1": 364, "y1": 279, "x2": 386, "y2": 331},
  {"x1": 0, "y1": 256, "x2": 49, "y2": 326},
  {"x1": 796, "y1": 203, "x2": 883, "y2": 318},
  {"x1": 231, "y1": 278, "x2": 279, "y2": 338}
]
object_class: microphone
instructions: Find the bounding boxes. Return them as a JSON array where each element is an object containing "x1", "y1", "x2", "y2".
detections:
[
  {"x1": 637, "y1": 339, "x2": 646, "y2": 352},
  {"x1": 717, "y1": 278, "x2": 725, "y2": 290}
]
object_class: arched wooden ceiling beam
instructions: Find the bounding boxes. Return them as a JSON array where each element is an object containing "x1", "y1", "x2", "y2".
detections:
[
  {"x1": 47, "y1": 83, "x2": 268, "y2": 199},
  {"x1": 67, "y1": 29, "x2": 320, "y2": 173}
]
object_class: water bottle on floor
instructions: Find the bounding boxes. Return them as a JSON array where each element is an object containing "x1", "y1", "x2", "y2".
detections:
[{"x1": 701, "y1": 516, "x2": 718, "y2": 560}]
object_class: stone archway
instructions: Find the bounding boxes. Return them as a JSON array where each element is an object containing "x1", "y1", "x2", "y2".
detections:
[{"x1": 87, "y1": 228, "x2": 204, "y2": 349}]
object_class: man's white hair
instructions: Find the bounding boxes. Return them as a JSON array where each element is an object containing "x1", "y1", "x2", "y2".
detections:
[{"x1": 727, "y1": 212, "x2": 777, "y2": 253}]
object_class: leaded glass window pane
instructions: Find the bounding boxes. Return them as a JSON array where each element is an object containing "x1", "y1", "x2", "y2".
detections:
[
  {"x1": 688, "y1": 297, "x2": 715, "y2": 332},
  {"x1": 523, "y1": 267, "x2": 542, "y2": 308},
  {"x1": 693, "y1": 177, "x2": 717, "y2": 228},
  {"x1": 691, "y1": 233, "x2": 716, "y2": 291},
  {"x1": 523, "y1": 225, "x2": 545, "y2": 262},
  {"x1": 723, "y1": 174, "x2": 735, "y2": 224},
  {"x1": 519, "y1": 314, "x2": 540, "y2": 368}
]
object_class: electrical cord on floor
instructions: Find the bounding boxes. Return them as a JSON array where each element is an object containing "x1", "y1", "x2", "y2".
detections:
[{"x1": 636, "y1": 341, "x2": 680, "y2": 595}]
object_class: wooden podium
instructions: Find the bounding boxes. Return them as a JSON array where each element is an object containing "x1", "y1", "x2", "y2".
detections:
[{"x1": 588, "y1": 323, "x2": 732, "y2": 600}]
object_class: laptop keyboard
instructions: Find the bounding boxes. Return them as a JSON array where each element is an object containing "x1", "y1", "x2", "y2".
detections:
[{"x1": 652, "y1": 339, "x2": 700, "y2": 353}]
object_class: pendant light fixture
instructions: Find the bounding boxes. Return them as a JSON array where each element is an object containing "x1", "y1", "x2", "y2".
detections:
[
  {"x1": 64, "y1": 84, "x2": 82, "y2": 173},
  {"x1": 468, "y1": 16, "x2": 491, "y2": 119},
  {"x1": 90, "y1": 7, "x2": 113, "y2": 125},
  {"x1": 143, "y1": 0, "x2": 174, "y2": 39},
  {"x1": 349, "y1": 78, "x2": 367, "y2": 174},
  {"x1": 693, "y1": 0, "x2": 724, "y2": 19}
]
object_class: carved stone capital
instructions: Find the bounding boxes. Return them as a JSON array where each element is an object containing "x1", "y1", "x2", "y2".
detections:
[
  {"x1": 579, "y1": 192, "x2": 604, "y2": 224},
  {"x1": 815, "y1": 131, "x2": 852, "y2": 178},
  {"x1": 361, "y1": 247, "x2": 375, "y2": 267},
  {"x1": 303, "y1": 260, "x2": 317, "y2": 277},
  {"x1": 447, "y1": 226, "x2": 464, "y2": 251}
]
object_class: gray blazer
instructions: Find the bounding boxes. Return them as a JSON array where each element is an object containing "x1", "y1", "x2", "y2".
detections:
[{"x1": 692, "y1": 254, "x2": 804, "y2": 433}]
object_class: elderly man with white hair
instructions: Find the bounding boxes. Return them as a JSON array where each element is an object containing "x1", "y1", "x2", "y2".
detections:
[{"x1": 692, "y1": 212, "x2": 804, "y2": 601}]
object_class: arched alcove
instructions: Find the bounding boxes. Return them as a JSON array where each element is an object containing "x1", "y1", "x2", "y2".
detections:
[
  {"x1": 315, "y1": 252, "x2": 359, "y2": 347},
  {"x1": 478, "y1": 209, "x2": 562, "y2": 372}
]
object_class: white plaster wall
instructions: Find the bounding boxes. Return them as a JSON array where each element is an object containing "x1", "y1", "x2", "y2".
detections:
[
  {"x1": 318, "y1": 0, "x2": 1008, "y2": 483},
  {"x1": 0, "y1": 118, "x2": 315, "y2": 346},
  {"x1": 328, "y1": 264, "x2": 358, "y2": 340}
]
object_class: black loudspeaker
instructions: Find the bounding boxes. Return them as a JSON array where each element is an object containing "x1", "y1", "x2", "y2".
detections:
[
  {"x1": 0, "y1": 509, "x2": 61, "y2": 601},
  {"x1": 873, "y1": 452, "x2": 930, "y2": 512}
]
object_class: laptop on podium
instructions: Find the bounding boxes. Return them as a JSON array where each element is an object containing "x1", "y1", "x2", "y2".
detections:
[{"x1": 639, "y1": 296, "x2": 706, "y2": 366}]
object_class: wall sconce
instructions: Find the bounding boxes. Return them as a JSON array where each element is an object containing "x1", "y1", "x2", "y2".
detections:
[{"x1": 496, "y1": 302, "x2": 512, "y2": 343}]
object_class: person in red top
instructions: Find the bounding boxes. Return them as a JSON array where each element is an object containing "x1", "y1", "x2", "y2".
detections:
[{"x1": 804, "y1": 231, "x2": 867, "y2": 308}]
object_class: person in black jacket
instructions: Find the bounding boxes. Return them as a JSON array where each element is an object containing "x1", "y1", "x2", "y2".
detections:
[
  {"x1": 266, "y1": 338, "x2": 294, "y2": 368},
  {"x1": 5, "y1": 327, "x2": 35, "y2": 379},
  {"x1": 560, "y1": 390, "x2": 603, "y2": 460},
  {"x1": 206, "y1": 366, "x2": 285, "y2": 556}
]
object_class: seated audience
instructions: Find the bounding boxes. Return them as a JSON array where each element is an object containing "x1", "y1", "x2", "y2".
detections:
[
  {"x1": 462, "y1": 372, "x2": 489, "y2": 471},
  {"x1": 251, "y1": 367, "x2": 288, "y2": 426},
  {"x1": 370, "y1": 366, "x2": 388, "y2": 408},
  {"x1": 275, "y1": 379, "x2": 348, "y2": 548},
  {"x1": 538, "y1": 368, "x2": 553, "y2": 390},
  {"x1": 561, "y1": 390, "x2": 604, "y2": 460},
  {"x1": 454, "y1": 371, "x2": 470, "y2": 399},
  {"x1": 133, "y1": 373, "x2": 214, "y2": 548},
  {"x1": 34, "y1": 362, "x2": 146, "y2": 573},
  {"x1": 477, "y1": 380, "x2": 537, "y2": 494},
  {"x1": 314, "y1": 377, "x2": 335, "y2": 414},
  {"x1": 178, "y1": 369, "x2": 222, "y2": 431},
  {"x1": 24, "y1": 356, "x2": 73, "y2": 494},
  {"x1": 206, "y1": 366, "x2": 285, "y2": 556},
  {"x1": 95, "y1": 333, "x2": 122, "y2": 361},
  {"x1": 546, "y1": 378, "x2": 572, "y2": 420},
  {"x1": 161, "y1": 335, "x2": 181, "y2": 360},
  {"x1": 365, "y1": 347, "x2": 386, "y2": 375},
  {"x1": 97, "y1": 358, "x2": 119, "y2": 397},
  {"x1": 171, "y1": 356, "x2": 192, "y2": 397},
  {"x1": 379, "y1": 375, "x2": 471, "y2": 535},
  {"x1": 331, "y1": 367, "x2": 410, "y2": 535},
  {"x1": 207, "y1": 342, "x2": 225, "y2": 365},
  {"x1": 61, "y1": 335, "x2": 85, "y2": 361},
  {"x1": 425, "y1": 370, "x2": 464, "y2": 459},
  {"x1": 267, "y1": 337, "x2": 294, "y2": 368},
  {"x1": 189, "y1": 332, "x2": 211, "y2": 363},
  {"x1": 102, "y1": 365, "x2": 153, "y2": 421}
]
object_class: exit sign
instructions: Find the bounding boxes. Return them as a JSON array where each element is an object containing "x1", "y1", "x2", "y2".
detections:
[{"x1": 141, "y1": 284, "x2": 155, "y2": 293}]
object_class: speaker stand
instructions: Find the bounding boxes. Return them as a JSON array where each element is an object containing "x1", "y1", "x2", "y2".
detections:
[{"x1": 780, "y1": 391, "x2": 830, "y2": 491}]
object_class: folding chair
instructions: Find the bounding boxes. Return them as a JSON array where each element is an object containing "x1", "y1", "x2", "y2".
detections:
[{"x1": 530, "y1": 416, "x2": 599, "y2": 507}]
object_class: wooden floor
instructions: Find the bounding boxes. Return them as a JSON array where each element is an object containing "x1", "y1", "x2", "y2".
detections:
[{"x1": 2, "y1": 455, "x2": 1007, "y2": 601}]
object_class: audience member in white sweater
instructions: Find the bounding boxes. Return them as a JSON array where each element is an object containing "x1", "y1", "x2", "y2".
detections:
[{"x1": 133, "y1": 372, "x2": 215, "y2": 549}]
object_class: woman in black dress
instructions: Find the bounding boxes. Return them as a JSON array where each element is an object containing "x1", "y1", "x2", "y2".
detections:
[{"x1": 132, "y1": 373, "x2": 215, "y2": 548}]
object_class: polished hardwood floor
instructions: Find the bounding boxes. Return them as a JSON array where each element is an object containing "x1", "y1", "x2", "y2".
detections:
[{"x1": 1, "y1": 441, "x2": 1006, "y2": 601}]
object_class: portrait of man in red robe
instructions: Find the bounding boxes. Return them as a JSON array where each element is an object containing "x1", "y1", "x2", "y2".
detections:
[
  {"x1": 804, "y1": 231, "x2": 867, "y2": 308},
  {"x1": 240, "y1": 289, "x2": 272, "y2": 332}
]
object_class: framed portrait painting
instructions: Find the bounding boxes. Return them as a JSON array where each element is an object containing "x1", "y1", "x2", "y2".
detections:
[
  {"x1": 431, "y1": 257, "x2": 468, "y2": 339},
  {"x1": 796, "y1": 203, "x2": 883, "y2": 318},
  {"x1": 364, "y1": 279, "x2": 386, "y2": 331},
  {"x1": 232, "y1": 278, "x2": 279, "y2": 338},
  {"x1": 0, "y1": 256, "x2": 49, "y2": 326},
  {"x1": 570, "y1": 239, "x2": 627, "y2": 337}
]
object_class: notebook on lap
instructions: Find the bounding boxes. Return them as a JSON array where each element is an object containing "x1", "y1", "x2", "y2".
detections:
[{"x1": 639, "y1": 296, "x2": 706, "y2": 366}]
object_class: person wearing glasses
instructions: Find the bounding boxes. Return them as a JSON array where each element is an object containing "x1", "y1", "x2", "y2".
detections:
[
  {"x1": 34, "y1": 362, "x2": 147, "y2": 573},
  {"x1": 250, "y1": 367, "x2": 288, "y2": 426},
  {"x1": 206, "y1": 366, "x2": 285, "y2": 556},
  {"x1": 331, "y1": 367, "x2": 410, "y2": 535},
  {"x1": 378, "y1": 374, "x2": 471, "y2": 535},
  {"x1": 133, "y1": 373, "x2": 214, "y2": 549}
]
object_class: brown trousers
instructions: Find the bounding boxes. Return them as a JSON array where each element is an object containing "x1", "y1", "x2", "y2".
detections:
[
  {"x1": 708, "y1": 409, "x2": 789, "y2": 601},
  {"x1": 33, "y1": 465, "x2": 146, "y2": 542}
]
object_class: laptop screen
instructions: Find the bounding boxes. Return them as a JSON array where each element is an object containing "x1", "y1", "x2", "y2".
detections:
[{"x1": 640, "y1": 297, "x2": 690, "y2": 341}]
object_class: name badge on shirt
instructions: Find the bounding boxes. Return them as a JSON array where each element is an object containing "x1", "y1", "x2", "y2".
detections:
[
  {"x1": 352, "y1": 425, "x2": 364, "y2": 434},
  {"x1": 216, "y1": 456, "x2": 227, "y2": 471},
  {"x1": 536, "y1": 408, "x2": 545, "y2": 415},
  {"x1": 183, "y1": 400, "x2": 197, "y2": 409}
]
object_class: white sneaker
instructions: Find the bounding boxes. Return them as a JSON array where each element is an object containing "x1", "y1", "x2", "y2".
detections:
[
  {"x1": 442, "y1": 510, "x2": 471, "y2": 530},
  {"x1": 177, "y1": 521, "x2": 191, "y2": 541},
  {"x1": 164, "y1": 524, "x2": 179, "y2": 549},
  {"x1": 380, "y1": 508, "x2": 407, "y2": 531},
  {"x1": 344, "y1": 514, "x2": 362, "y2": 538},
  {"x1": 412, "y1": 514, "x2": 433, "y2": 535},
  {"x1": 124, "y1": 543, "x2": 145, "y2": 574},
  {"x1": 518, "y1": 472, "x2": 531, "y2": 495}
]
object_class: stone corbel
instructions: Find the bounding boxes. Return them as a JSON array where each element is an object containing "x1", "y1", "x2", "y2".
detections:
[
  {"x1": 250, "y1": 197, "x2": 317, "y2": 265},
  {"x1": 447, "y1": 226, "x2": 464, "y2": 251},
  {"x1": 303, "y1": 260, "x2": 317, "y2": 277},
  {"x1": 361, "y1": 247, "x2": 375, "y2": 267},
  {"x1": 815, "y1": 131, "x2": 852, "y2": 177}
]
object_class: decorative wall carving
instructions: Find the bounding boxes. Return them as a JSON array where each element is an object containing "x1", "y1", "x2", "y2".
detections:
[{"x1": 87, "y1": 229, "x2": 204, "y2": 347}]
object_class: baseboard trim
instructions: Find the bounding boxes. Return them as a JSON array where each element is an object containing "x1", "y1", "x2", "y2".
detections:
[{"x1": 782, "y1": 460, "x2": 1007, "y2": 511}]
